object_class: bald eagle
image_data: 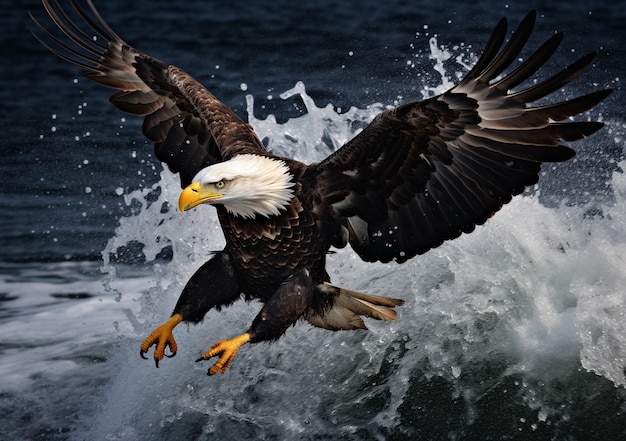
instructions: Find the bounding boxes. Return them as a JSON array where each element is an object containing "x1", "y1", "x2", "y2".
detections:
[{"x1": 33, "y1": 1, "x2": 610, "y2": 375}]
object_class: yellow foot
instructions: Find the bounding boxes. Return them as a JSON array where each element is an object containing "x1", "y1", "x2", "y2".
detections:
[
  {"x1": 195, "y1": 333, "x2": 251, "y2": 375},
  {"x1": 140, "y1": 313, "x2": 183, "y2": 367}
]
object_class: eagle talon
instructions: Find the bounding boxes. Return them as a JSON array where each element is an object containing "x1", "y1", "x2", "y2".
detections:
[
  {"x1": 196, "y1": 333, "x2": 251, "y2": 375},
  {"x1": 139, "y1": 313, "x2": 183, "y2": 368}
]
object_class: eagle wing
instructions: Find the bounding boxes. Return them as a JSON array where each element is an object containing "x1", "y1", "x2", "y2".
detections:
[
  {"x1": 31, "y1": 0, "x2": 267, "y2": 188},
  {"x1": 312, "y1": 10, "x2": 611, "y2": 263}
]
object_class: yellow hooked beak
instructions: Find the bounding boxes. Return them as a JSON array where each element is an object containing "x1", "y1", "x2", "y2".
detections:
[{"x1": 178, "y1": 181, "x2": 223, "y2": 213}]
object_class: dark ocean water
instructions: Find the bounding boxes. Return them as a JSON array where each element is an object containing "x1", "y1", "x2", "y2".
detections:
[{"x1": 1, "y1": 0, "x2": 625, "y2": 440}]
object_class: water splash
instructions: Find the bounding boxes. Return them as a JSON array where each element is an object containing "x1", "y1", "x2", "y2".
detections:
[{"x1": 247, "y1": 80, "x2": 387, "y2": 163}]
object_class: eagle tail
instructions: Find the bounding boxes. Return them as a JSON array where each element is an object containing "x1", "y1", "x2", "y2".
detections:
[{"x1": 305, "y1": 283, "x2": 404, "y2": 331}]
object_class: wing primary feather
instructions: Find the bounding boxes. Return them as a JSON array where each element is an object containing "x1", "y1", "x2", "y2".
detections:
[
  {"x1": 471, "y1": 122, "x2": 604, "y2": 147},
  {"x1": 510, "y1": 52, "x2": 598, "y2": 103},
  {"x1": 64, "y1": 0, "x2": 111, "y2": 46},
  {"x1": 491, "y1": 32, "x2": 563, "y2": 92},
  {"x1": 70, "y1": 0, "x2": 125, "y2": 43},
  {"x1": 41, "y1": 0, "x2": 106, "y2": 55},
  {"x1": 477, "y1": 9, "x2": 537, "y2": 83},
  {"x1": 29, "y1": 17, "x2": 99, "y2": 71},
  {"x1": 481, "y1": 89, "x2": 612, "y2": 130},
  {"x1": 525, "y1": 89, "x2": 613, "y2": 122},
  {"x1": 462, "y1": 132, "x2": 575, "y2": 161},
  {"x1": 458, "y1": 17, "x2": 508, "y2": 86}
]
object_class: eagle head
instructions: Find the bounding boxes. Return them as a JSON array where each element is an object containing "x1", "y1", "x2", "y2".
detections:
[{"x1": 178, "y1": 154, "x2": 295, "y2": 219}]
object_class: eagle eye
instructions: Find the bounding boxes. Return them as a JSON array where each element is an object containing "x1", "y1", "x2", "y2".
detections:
[{"x1": 215, "y1": 180, "x2": 225, "y2": 189}]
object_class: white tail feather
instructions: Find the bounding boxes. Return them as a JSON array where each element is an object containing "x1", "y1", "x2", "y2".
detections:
[{"x1": 305, "y1": 283, "x2": 404, "y2": 331}]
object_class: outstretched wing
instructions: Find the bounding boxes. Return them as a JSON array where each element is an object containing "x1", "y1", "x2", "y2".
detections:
[
  {"x1": 31, "y1": 0, "x2": 267, "y2": 188},
  {"x1": 312, "y1": 10, "x2": 611, "y2": 264}
]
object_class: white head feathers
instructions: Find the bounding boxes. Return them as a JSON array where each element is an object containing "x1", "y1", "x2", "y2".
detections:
[{"x1": 191, "y1": 154, "x2": 295, "y2": 219}]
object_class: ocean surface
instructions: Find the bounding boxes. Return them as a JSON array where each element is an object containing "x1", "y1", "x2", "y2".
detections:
[{"x1": 1, "y1": 0, "x2": 625, "y2": 439}]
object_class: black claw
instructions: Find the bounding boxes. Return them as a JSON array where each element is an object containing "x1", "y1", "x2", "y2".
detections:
[
  {"x1": 140, "y1": 350, "x2": 148, "y2": 360},
  {"x1": 195, "y1": 356, "x2": 205, "y2": 363},
  {"x1": 155, "y1": 358, "x2": 160, "y2": 368},
  {"x1": 164, "y1": 351, "x2": 176, "y2": 358}
]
